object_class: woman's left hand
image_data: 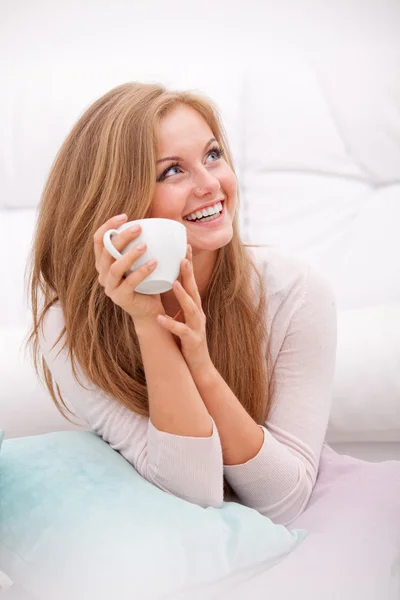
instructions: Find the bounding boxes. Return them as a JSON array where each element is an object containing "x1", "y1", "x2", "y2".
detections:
[{"x1": 156, "y1": 244, "x2": 211, "y2": 371}]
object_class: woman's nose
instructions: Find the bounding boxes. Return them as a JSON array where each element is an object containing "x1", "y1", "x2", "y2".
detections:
[{"x1": 193, "y1": 173, "x2": 220, "y2": 196}]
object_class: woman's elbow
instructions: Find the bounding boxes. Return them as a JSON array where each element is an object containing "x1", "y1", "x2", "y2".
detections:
[
  {"x1": 116, "y1": 440, "x2": 225, "y2": 509},
  {"x1": 259, "y1": 468, "x2": 316, "y2": 526},
  {"x1": 150, "y1": 475, "x2": 224, "y2": 510},
  {"x1": 139, "y1": 456, "x2": 225, "y2": 510}
]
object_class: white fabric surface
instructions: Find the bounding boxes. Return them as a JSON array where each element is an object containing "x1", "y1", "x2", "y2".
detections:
[
  {"x1": 164, "y1": 444, "x2": 400, "y2": 600},
  {"x1": 1, "y1": 46, "x2": 399, "y2": 451},
  {"x1": 327, "y1": 304, "x2": 400, "y2": 441}
]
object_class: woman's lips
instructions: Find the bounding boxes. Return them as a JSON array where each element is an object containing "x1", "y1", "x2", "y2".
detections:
[{"x1": 183, "y1": 202, "x2": 225, "y2": 228}]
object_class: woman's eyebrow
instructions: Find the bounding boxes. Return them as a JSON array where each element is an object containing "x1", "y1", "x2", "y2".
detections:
[{"x1": 156, "y1": 138, "x2": 217, "y2": 164}]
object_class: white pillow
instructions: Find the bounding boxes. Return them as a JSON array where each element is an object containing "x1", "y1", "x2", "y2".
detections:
[
  {"x1": 0, "y1": 570, "x2": 13, "y2": 594},
  {"x1": 327, "y1": 303, "x2": 400, "y2": 442}
]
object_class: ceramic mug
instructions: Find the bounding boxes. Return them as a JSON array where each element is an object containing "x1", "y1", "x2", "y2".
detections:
[{"x1": 103, "y1": 218, "x2": 187, "y2": 295}]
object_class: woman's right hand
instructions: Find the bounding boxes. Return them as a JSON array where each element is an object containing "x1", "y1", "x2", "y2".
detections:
[{"x1": 94, "y1": 215, "x2": 166, "y2": 324}]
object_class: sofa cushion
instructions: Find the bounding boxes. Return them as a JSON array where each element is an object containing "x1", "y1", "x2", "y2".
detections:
[{"x1": 327, "y1": 304, "x2": 400, "y2": 443}]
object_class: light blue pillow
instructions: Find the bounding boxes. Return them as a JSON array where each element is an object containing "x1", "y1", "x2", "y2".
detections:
[
  {"x1": 0, "y1": 431, "x2": 307, "y2": 599},
  {"x1": 0, "y1": 430, "x2": 15, "y2": 595}
]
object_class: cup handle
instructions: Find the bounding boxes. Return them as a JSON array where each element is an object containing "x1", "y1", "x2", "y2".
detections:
[{"x1": 103, "y1": 229, "x2": 122, "y2": 261}]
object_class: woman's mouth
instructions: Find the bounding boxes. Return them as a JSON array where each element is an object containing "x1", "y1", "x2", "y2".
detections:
[{"x1": 183, "y1": 201, "x2": 225, "y2": 228}]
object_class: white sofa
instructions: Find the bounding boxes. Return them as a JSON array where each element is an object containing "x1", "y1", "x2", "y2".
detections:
[{"x1": 1, "y1": 45, "x2": 399, "y2": 460}]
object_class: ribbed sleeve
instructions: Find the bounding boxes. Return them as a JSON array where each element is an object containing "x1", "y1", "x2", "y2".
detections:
[
  {"x1": 146, "y1": 417, "x2": 224, "y2": 507},
  {"x1": 39, "y1": 306, "x2": 224, "y2": 510},
  {"x1": 223, "y1": 258, "x2": 337, "y2": 526}
]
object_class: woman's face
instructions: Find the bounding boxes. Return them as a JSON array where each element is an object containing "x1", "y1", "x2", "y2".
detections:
[{"x1": 150, "y1": 104, "x2": 237, "y2": 257}]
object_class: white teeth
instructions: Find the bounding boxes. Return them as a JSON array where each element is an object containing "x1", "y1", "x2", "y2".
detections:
[
  {"x1": 195, "y1": 212, "x2": 220, "y2": 223},
  {"x1": 184, "y1": 201, "x2": 223, "y2": 221}
]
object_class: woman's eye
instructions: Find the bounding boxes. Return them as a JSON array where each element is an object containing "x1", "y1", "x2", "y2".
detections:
[
  {"x1": 158, "y1": 164, "x2": 180, "y2": 181},
  {"x1": 157, "y1": 147, "x2": 224, "y2": 182},
  {"x1": 204, "y1": 147, "x2": 224, "y2": 164},
  {"x1": 166, "y1": 165, "x2": 181, "y2": 177}
]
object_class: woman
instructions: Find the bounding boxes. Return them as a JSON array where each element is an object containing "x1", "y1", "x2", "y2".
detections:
[{"x1": 25, "y1": 82, "x2": 337, "y2": 526}]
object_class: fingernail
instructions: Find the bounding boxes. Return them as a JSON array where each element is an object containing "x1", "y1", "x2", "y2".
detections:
[
  {"x1": 185, "y1": 259, "x2": 190, "y2": 270},
  {"x1": 130, "y1": 225, "x2": 140, "y2": 232},
  {"x1": 116, "y1": 214, "x2": 127, "y2": 221}
]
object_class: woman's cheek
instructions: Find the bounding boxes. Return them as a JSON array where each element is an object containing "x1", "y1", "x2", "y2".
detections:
[
  {"x1": 149, "y1": 188, "x2": 180, "y2": 218},
  {"x1": 164, "y1": 190, "x2": 188, "y2": 219},
  {"x1": 223, "y1": 172, "x2": 238, "y2": 200}
]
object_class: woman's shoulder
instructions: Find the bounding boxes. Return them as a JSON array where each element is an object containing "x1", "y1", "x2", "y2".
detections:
[
  {"x1": 244, "y1": 244, "x2": 310, "y2": 301},
  {"x1": 244, "y1": 244, "x2": 336, "y2": 331}
]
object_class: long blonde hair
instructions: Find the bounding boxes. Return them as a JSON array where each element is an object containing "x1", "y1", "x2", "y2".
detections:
[{"x1": 25, "y1": 82, "x2": 274, "y2": 497}]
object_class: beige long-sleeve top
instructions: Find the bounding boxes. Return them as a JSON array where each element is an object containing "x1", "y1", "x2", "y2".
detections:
[{"x1": 38, "y1": 245, "x2": 337, "y2": 526}]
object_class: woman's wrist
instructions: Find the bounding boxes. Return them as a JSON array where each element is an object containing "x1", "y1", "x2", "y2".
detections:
[{"x1": 132, "y1": 313, "x2": 165, "y2": 336}]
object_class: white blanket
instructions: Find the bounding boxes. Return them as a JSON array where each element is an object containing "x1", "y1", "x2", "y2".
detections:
[{"x1": 167, "y1": 444, "x2": 400, "y2": 600}]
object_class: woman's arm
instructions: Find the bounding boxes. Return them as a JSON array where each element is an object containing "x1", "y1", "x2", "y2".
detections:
[
  {"x1": 161, "y1": 257, "x2": 337, "y2": 526},
  {"x1": 39, "y1": 305, "x2": 224, "y2": 508},
  {"x1": 133, "y1": 316, "x2": 213, "y2": 438},
  {"x1": 218, "y1": 264, "x2": 337, "y2": 526}
]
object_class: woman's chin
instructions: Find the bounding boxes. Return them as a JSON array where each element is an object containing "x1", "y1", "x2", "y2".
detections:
[{"x1": 189, "y1": 229, "x2": 233, "y2": 253}]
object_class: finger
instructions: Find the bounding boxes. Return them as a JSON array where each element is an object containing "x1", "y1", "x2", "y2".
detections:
[
  {"x1": 105, "y1": 241, "x2": 148, "y2": 294},
  {"x1": 173, "y1": 280, "x2": 199, "y2": 322},
  {"x1": 181, "y1": 257, "x2": 202, "y2": 307},
  {"x1": 99, "y1": 224, "x2": 141, "y2": 270},
  {"x1": 118, "y1": 258, "x2": 158, "y2": 296},
  {"x1": 157, "y1": 314, "x2": 190, "y2": 338},
  {"x1": 93, "y1": 214, "x2": 128, "y2": 266},
  {"x1": 98, "y1": 225, "x2": 142, "y2": 284},
  {"x1": 177, "y1": 244, "x2": 190, "y2": 286}
]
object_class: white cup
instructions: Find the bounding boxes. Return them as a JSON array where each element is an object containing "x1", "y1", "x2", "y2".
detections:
[{"x1": 103, "y1": 218, "x2": 187, "y2": 295}]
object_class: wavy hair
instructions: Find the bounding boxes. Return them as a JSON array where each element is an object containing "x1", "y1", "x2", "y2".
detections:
[{"x1": 24, "y1": 82, "x2": 274, "y2": 499}]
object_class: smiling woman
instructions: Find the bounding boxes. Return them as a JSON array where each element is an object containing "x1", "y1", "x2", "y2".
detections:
[
  {"x1": 24, "y1": 81, "x2": 337, "y2": 526},
  {"x1": 25, "y1": 81, "x2": 272, "y2": 507}
]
